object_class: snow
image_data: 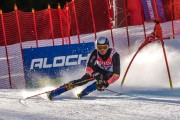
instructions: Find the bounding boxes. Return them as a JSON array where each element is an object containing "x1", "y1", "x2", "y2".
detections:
[
  {"x1": 0, "y1": 33, "x2": 180, "y2": 119},
  {"x1": 1, "y1": 88, "x2": 180, "y2": 120}
]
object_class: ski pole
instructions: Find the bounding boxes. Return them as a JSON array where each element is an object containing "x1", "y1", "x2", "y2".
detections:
[
  {"x1": 160, "y1": 40, "x2": 173, "y2": 89},
  {"x1": 106, "y1": 88, "x2": 119, "y2": 94}
]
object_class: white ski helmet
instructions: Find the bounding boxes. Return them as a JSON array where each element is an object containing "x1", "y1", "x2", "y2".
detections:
[{"x1": 96, "y1": 37, "x2": 109, "y2": 51}]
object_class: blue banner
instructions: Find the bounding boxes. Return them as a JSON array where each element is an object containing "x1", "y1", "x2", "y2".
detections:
[
  {"x1": 142, "y1": 0, "x2": 155, "y2": 21},
  {"x1": 141, "y1": 0, "x2": 165, "y2": 22},
  {"x1": 23, "y1": 42, "x2": 95, "y2": 86},
  {"x1": 156, "y1": 0, "x2": 166, "y2": 22}
]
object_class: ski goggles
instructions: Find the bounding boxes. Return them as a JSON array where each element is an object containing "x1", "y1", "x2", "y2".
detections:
[{"x1": 97, "y1": 45, "x2": 108, "y2": 51}]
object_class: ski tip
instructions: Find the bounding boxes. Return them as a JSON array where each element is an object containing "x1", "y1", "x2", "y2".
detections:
[
  {"x1": 19, "y1": 99, "x2": 27, "y2": 106},
  {"x1": 19, "y1": 98, "x2": 32, "y2": 107}
]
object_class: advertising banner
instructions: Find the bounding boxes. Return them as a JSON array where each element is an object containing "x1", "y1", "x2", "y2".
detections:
[
  {"x1": 141, "y1": 0, "x2": 165, "y2": 22},
  {"x1": 156, "y1": 0, "x2": 166, "y2": 21},
  {"x1": 23, "y1": 42, "x2": 95, "y2": 87}
]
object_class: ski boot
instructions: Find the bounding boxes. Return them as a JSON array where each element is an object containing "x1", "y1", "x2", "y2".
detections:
[
  {"x1": 47, "y1": 93, "x2": 52, "y2": 100},
  {"x1": 77, "y1": 93, "x2": 85, "y2": 99}
]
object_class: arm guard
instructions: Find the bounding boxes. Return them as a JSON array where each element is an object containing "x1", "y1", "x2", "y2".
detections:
[
  {"x1": 86, "y1": 67, "x2": 94, "y2": 76},
  {"x1": 107, "y1": 74, "x2": 120, "y2": 84}
]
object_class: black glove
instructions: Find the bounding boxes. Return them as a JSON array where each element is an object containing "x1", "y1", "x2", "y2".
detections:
[
  {"x1": 92, "y1": 72, "x2": 103, "y2": 80},
  {"x1": 96, "y1": 80, "x2": 109, "y2": 91}
]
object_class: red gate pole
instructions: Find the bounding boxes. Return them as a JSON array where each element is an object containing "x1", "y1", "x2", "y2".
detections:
[
  {"x1": 48, "y1": 4, "x2": 55, "y2": 46},
  {"x1": 170, "y1": 0, "x2": 175, "y2": 39},
  {"x1": 123, "y1": 0, "x2": 130, "y2": 49},
  {"x1": 15, "y1": 5, "x2": 23, "y2": 51},
  {"x1": 152, "y1": 0, "x2": 159, "y2": 19},
  {"x1": 140, "y1": 0, "x2": 147, "y2": 39},
  {"x1": 15, "y1": 4, "x2": 23, "y2": 54},
  {"x1": 89, "y1": 0, "x2": 97, "y2": 40},
  {"x1": 32, "y1": 8, "x2": 38, "y2": 48},
  {"x1": 152, "y1": 1, "x2": 173, "y2": 90},
  {"x1": 72, "y1": 0, "x2": 80, "y2": 43},
  {"x1": 58, "y1": 3, "x2": 64, "y2": 45},
  {"x1": 0, "y1": 10, "x2": 12, "y2": 88},
  {"x1": 106, "y1": 0, "x2": 114, "y2": 47},
  {"x1": 66, "y1": 3, "x2": 71, "y2": 44},
  {"x1": 161, "y1": 42, "x2": 173, "y2": 89},
  {"x1": 14, "y1": 4, "x2": 26, "y2": 87}
]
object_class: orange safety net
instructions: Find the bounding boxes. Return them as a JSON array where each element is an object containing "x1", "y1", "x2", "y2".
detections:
[{"x1": 0, "y1": 0, "x2": 112, "y2": 88}]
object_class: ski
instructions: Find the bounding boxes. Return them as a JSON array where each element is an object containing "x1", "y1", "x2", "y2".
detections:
[
  {"x1": 19, "y1": 77, "x2": 94, "y2": 106},
  {"x1": 19, "y1": 99, "x2": 32, "y2": 107}
]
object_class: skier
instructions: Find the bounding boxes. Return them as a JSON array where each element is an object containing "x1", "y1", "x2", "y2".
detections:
[{"x1": 47, "y1": 36, "x2": 120, "y2": 100}]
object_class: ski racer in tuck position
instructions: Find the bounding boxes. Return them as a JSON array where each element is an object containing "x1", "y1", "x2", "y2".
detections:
[{"x1": 47, "y1": 36, "x2": 120, "y2": 100}]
